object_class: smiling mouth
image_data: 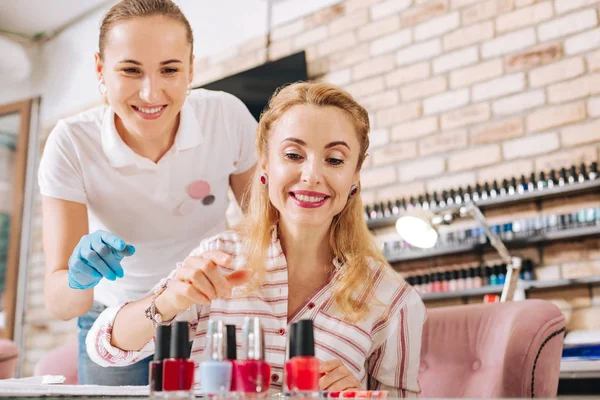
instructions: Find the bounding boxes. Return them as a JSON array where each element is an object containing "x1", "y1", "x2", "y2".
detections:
[{"x1": 132, "y1": 105, "x2": 166, "y2": 115}]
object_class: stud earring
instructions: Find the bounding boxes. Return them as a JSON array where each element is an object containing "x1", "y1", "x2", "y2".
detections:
[
  {"x1": 260, "y1": 173, "x2": 268, "y2": 186},
  {"x1": 98, "y1": 79, "x2": 106, "y2": 95},
  {"x1": 349, "y1": 184, "x2": 358, "y2": 199}
]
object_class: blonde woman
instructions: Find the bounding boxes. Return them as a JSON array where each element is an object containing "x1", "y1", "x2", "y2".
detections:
[{"x1": 87, "y1": 82, "x2": 426, "y2": 396}]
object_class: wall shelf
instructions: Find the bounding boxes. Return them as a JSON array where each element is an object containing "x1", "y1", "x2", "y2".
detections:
[
  {"x1": 367, "y1": 178, "x2": 600, "y2": 230},
  {"x1": 386, "y1": 225, "x2": 600, "y2": 263},
  {"x1": 420, "y1": 276, "x2": 600, "y2": 302}
]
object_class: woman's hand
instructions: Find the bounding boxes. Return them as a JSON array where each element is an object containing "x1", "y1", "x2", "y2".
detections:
[
  {"x1": 155, "y1": 250, "x2": 252, "y2": 319},
  {"x1": 319, "y1": 359, "x2": 363, "y2": 391}
]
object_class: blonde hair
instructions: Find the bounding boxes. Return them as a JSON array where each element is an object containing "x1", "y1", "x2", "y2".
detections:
[
  {"x1": 99, "y1": 0, "x2": 194, "y2": 61},
  {"x1": 238, "y1": 82, "x2": 389, "y2": 321}
]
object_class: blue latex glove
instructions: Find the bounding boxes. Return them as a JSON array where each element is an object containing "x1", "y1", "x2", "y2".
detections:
[{"x1": 68, "y1": 230, "x2": 136, "y2": 290}]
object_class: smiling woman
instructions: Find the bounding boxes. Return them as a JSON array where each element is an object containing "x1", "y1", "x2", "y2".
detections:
[
  {"x1": 37, "y1": 0, "x2": 258, "y2": 386},
  {"x1": 86, "y1": 82, "x2": 427, "y2": 397}
]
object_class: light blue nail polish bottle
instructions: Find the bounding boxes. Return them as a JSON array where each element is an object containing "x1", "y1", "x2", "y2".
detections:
[{"x1": 199, "y1": 319, "x2": 232, "y2": 395}]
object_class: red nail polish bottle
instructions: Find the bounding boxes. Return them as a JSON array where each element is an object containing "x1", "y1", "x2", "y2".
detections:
[
  {"x1": 149, "y1": 325, "x2": 170, "y2": 395},
  {"x1": 226, "y1": 324, "x2": 238, "y2": 391},
  {"x1": 163, "y1": 321, "x2": 195, "y2": 393},
  {"x1": 233, "y1": 317, "x2": 271, "y2": 395},
  {"x1": 290, "y1": 319, "x2": 319, "y2": 392}
]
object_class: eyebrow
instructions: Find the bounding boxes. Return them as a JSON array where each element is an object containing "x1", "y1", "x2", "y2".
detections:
[
  {"x1": 117, "y1": 59, "x2": 183, "y2": 65},
  {"x1": 282, "y1": 137, "x2": 350, "y2": 150}
]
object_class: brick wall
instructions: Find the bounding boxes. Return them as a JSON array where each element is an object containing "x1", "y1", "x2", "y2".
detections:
[{"x1": 21, "y1": 0, "x2": 600, "y2": 376}]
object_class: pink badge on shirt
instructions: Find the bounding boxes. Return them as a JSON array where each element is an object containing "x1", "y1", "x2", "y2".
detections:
[{"x1": 187, "y1": 180, "x2": 215, "y2": 206}]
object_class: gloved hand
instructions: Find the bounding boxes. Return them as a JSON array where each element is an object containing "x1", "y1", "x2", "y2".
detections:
[{"x1": 68, "y1": 230, "x2": 136, "y2": 290}]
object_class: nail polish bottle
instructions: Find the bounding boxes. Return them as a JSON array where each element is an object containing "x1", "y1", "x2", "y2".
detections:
[
  {"x1": 568, "y1": 166, "x2": 577, "y2": 184},
  {"x1": 472, "y1": 267, "x2": 483, "y2": 289},
  {"x1": 375, "y1": 204, "x2": 383, "y2": 219},
  {"x1": 149, "y1": 325, "x2": 171, "y2": 396},
  {"x1": 464, "y1": 186, "x2": 472, "y2": 203},
  {"x1": 199, "y1": 319, "x2": 233, "y2": 395},
  {"x1": 489, "y1": 266, "x2": 498, "y2": 286},
  {"x1": 518, "y1": 175, "x2": 527, "y2": 194},
  {"x1": 538, "y1": 172, "x2": 547, "y2": 190},
  {"x1": 509, "y1": 177, "x2": 517, "y2": 195},
  {"x1": 364, "y1": 206, "x2": 370, "y2": 220},
  {"x1": 589, "y1": 162, "x2": 598, "y2": 180},
  {"x1": 465, "y1": 267, "x2": 473, "y2": 289},
  {"x1": 498, "y1": 264, "x2": 506, "y2": 285},
  {"x1": 548, "y1": 170, "x2": 557, "y2": 188},
  {"x1": 439, "y1": 192, "x2": 447, "y2": 208},
  {"x1": 369, "y1": 205, "x2": 377, "y2": 220},
  {"x1": 423, "y1": 193, "x2": 431, "y2": 210},
  {"x1": 449, "y1": 270, "x2": 458, "y2": 292},
  {"x1": 501, "y1": 179, "x2": 508, "y2": 197},
  {"x1": 483, "y1": 266, "x2": 492, "y2": 287},
  {"x1": 423, "y1": 273, "x2": 431, "y2": 294},
  {"x1": 441, "y1": 271, "x2": 450, "y2": 292},
  {"x1": 447, "y1": 190, "x2": 455, "y2": 206},
  {"x1": 474, "y1": 183, "x2": 482, "y2": 202},
  {"x1": 456, "y1": 188, "x2": 464, "y2": 204},
  {"x1": 234, "y1": 317, "x2": 271, "y2": 395},
  {"x1": 431, "y1": 192, "x2": 440, "y2": 209},
  {"x1": 226, "y1": 324, "x2": 238, "y2": 391},
  {"x1": 521, "y1": 260, "x2": 534, "y2": 281},
  {"x1": 407, "y1": 197, "x2": 416, "y2": 212},
  {"x1": 386, "y1": 201, "x2": 394, "y2": 217},
  {"x1": 482, "y1": 182, "x2": 490, "y2": 200},
  {"x1": 528, "y1": 172, "x2": 536, "y2": 192},
  {"x1": 490, "y1": 181, "x2": 498, "y2": 198},
  {"x1": 416, "y1": 195, "x2": 425, "y2": 210},
  {"x1": 559, "y1": 168, "x2": 567, "y2": 186},
  {"x1": 392, "y1": 199, "x2": 401, "y2": 215},
  {"x1": 289, "y1": 319, "x2": 320, "y2": 393},
  {"x1": 163, "y1": 321, "x2": 195, "y2": 394},
  {"x1": 578, "y1": 163, "x2": 587, "y2": 183},
  {"x1": 415, "y1": 275, "x2": 424, "y2": 294}
]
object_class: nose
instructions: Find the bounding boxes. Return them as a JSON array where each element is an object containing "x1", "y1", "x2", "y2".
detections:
[
  {"x1": 301, "y1": 157, "x2": 322, "y2": 186},
  {"x1": 139, "y1": 75, "x2": 161, "y2": 104}
]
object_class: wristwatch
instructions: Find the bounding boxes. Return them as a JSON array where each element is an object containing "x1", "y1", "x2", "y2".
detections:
[{"x1": 144, "y1": 282, "x2": 170, "y2": 327}]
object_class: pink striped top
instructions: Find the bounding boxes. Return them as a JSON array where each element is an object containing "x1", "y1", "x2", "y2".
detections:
[{"x1": 86, "y1": 228, "x2": 426, "y2": 397}]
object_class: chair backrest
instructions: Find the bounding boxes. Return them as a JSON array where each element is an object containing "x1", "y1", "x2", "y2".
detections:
[
  {"x1": 419, "y1": 299, "x2": 566, "y2": 398},
  {"x1": 33, "y1": 342, "x2": 78, "y2": 384},
  {"x1": 0, "y1": 339, "x2": 18, "y2": 379}
]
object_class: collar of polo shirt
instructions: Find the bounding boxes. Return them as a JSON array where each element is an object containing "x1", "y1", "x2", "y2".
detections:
[{"x1": 101, "y1": 99, "x2": 204, "y2": 169}]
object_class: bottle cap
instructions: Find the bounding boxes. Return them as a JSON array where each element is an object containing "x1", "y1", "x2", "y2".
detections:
[
  {"x1": 170, "y1": 321, "x2": 190, "y2": 359},
  {"x1": 288, "y1": 322, "x2": 298, "y2": 359},
  {"x1": 154, "y1": 325, "x2": 171, "y2": 361},
  {"x1": 205, "y1": 319, "x2": 227, "y2": 361},
  {"x1": 242, "y1": 317, "x2": 265, "y2": 361},
  {"x1": 294, "y1": 319, "x2": 315, "y2": 357},
  {"x1": 226, "y1": 324, "x2": 237, "y2": 360}
]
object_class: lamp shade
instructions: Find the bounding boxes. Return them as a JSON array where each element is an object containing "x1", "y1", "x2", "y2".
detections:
[{"x1": 395, "y1": 215, "x2": 438, "y2": 249}]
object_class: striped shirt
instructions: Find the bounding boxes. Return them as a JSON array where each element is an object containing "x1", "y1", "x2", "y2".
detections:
[{"x1": 86, "y1": 228, "x2": 426, "y2": 397}]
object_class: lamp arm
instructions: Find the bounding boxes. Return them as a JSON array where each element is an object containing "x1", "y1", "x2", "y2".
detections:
[{"x1": 461, "y1": 202, "x2": 522, "y2": 302}]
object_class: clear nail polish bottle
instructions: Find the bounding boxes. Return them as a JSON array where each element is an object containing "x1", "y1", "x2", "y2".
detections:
[
  {"x1": 559, "y1": 168, "x2": 567, "y2": 186},
  {"x1": 199, "y1": 320, "x2": 233, "y2": 396},
  {"x1": 578, "y1": 163, "x2": 587, "y2": 183},
  {"x1": 589, "y1": 162, "x2": 598, "y2": 180},
  {"x1": 509, "y1": 177, "x2": 517, "y2": 195},
  {"x1": 528, "y1": 172, "x2": 536, "y2": 192},
  {"x1": 568, "y1": 166, "x2": 577, "y2": 184},
  {"x1": 538, "y1": 171, "x2": 547, "y2": 190},
  {"x1": 464, "y1": 186, "x2": 472, "y2": 202},
  {"x1": 548, "y1": 170, "x2": 557, "y2": 188},
  {"x1": 500, "y1": 179, "x2": 508, "y2": 197}
]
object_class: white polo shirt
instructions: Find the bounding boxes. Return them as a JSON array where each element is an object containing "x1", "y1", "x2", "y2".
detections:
[{"x1": 38, "y1": 89, "x2": 257, "y2": 307}]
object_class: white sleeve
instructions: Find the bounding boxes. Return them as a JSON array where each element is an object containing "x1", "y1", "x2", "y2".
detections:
[
  {"x1": 37, "y1": 121, "x2": 87, "y2": 204},
  {"x1": 220, "y1": 92, "x2": 258, "y2": 175}
]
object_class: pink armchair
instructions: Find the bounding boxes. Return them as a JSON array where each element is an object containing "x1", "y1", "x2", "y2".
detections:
[
  {"x1": 33, "y1": 342, "x2": 78, "y2": 384},
  {"x1": 419, "y1": 299, "x2": 566, "y2": 398}
]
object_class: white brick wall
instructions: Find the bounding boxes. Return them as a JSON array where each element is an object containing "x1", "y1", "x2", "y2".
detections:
[
  {"x1": 371, "y1": 0, "x2": 412, "y2": 20},
  {"x1": 565, "y1": 28, "x2": 600, "y2": 55},
  {"x1": 370, "y1": 29, "x2": 412, "y2": 56},
  {"x1": 396, "y1": 39, "x2": 442, "y2": 66},
  {"x1": 472, "y1": 73, "x2": 526, "y2": 102},
  {"x1": 414, "y1": 12, "x2": 460, "y2": 41},
  {"x1": 537, "y1": 9, "x2": 598, "y2": 42},
  {"x1": 423, "y1": 88, "x2": 470, "y2": 115},
  {"x1": 433, "y1": 46, "x2": 478, "y2": 74},
  {"x1": 492, "y1": 90, "x2": 546, "y2": 115},
  {"x1": 481, "y1": 28, "x2": 536, "y2": 58}
]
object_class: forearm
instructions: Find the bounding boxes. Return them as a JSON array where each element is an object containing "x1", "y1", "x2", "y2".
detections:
[
  {"x1": 110, "y1": 292, "x2": 180, "y2": 351},
  {"x1": 44, "y1": 270, "x2": 93, "y2": 320}
]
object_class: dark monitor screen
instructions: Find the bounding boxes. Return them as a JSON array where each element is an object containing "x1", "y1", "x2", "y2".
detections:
[{"x1": 197, "y1": 51, "x2": 308, "y2": 121}]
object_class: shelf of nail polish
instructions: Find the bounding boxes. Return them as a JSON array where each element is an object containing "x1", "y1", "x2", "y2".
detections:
[
  {"x1": 411, "y1": 276, "x2": 600, "y2": 302},
  {"x1": 365, "y1": 162, "x2": 600, "y2": 230},
  {"x1": 384, "y1": 207, "x2": 600, "y2": 263}
]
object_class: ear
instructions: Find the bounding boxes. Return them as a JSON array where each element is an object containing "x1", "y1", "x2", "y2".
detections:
[
  {"x1": 94, "y1": 52, "x2": 103, "y2": 81},
  {"x1": 259, "y1": 154, "x2": 268, "y2": 174},
  {"x1": 353, "y1": 170, "x2": 360, "y2": 187}
]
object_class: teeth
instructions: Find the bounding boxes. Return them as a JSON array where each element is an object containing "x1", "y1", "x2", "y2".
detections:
[
  {"x1": 137, "y1": 106, "x2": 163, "y2": 114},
  {"x1": 295, "y1": 194, "x2": 325, "y2": 203}
]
